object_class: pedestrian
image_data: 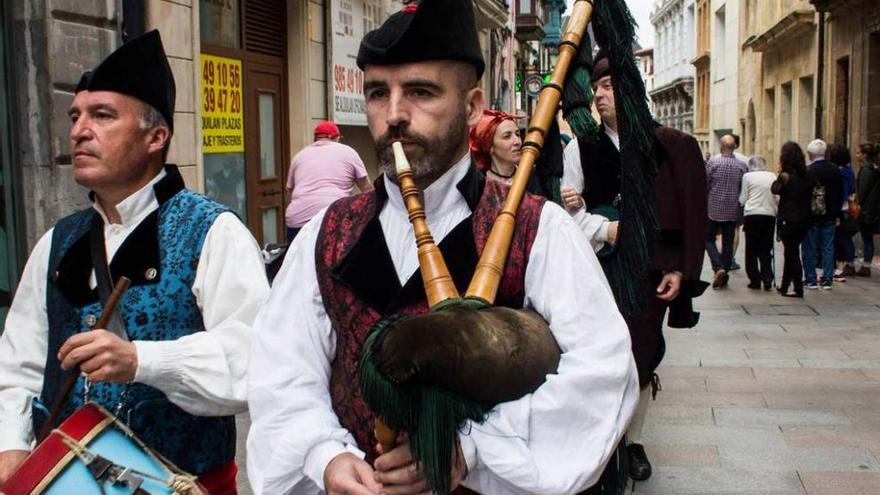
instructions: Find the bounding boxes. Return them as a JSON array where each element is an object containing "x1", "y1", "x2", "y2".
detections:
[
  {"x1": 772, "y1": 141, "x2": 814, "y2": 297},
  {"x1": 0, "y1": 31, "x2": 269, "y2": 492},
  {"x1": 284, "y1": 120, "x2": 373, "y2": 242},
  {"x1": 855, "y1": 142, "x2": 880, "y2": 277},
  {"x1": 246, "y1": 1, "x2": 639, "y2": 493},
  {"x1": 739, "y1": 155, "x2": 779, "y2": 290},
  {"x1": 468, "y1": 109, "x2": 525, "y2": 186},
  {"x1": 828, "y1": 143, "x2": 857, "y2": 281},
  {"x1": 802, "y1": 139, "x2": 843, "y2": 289},
  {"x1": 706, "y1": 134, "x2": 749, "y2": 288},
  {"x1": 561, "y1": 51, "x2": 708, "y2": 484}
]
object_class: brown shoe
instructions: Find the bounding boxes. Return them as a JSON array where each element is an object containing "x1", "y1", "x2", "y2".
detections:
[
  {"x1": 857, "y1": 266, "x2": 872, "y2": 277},
  {"x1": 843, "y1": 264, "x2": 856, "y2": 276},
  {"x1": 712, "y1": 269, "x2": 727, "y2": 288}
]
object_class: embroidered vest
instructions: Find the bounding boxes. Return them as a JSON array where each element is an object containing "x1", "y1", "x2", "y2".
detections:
[
  {"x1": 315, "y1": 176, "x2": 545, "y2": 461},
  {"x1": 38, "y1": 183, "x2": 235, "y2": 475}
]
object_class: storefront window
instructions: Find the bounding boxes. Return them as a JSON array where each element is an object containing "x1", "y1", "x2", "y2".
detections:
[{"x1": 200, "y1": 0, "x2": 241, "y2": 49}]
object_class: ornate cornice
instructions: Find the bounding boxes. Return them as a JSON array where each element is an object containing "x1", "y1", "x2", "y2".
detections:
[{"x1": 748, "y1": 10, "x2": 816, "y2": 53}]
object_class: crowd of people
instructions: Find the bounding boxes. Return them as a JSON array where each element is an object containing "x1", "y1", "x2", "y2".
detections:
[{"x1": 706, "y1": 134, "x2": 880, "y2": 297}]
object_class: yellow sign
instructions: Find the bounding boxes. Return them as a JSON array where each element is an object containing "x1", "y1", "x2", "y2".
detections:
[{"x1": 201, "y1": 54, "x2": 244, "y2": 153}]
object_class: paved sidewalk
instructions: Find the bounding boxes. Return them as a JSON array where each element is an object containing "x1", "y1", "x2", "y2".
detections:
[{"x1": 633, "y1": 246, "x2": 880, "y2": 495}]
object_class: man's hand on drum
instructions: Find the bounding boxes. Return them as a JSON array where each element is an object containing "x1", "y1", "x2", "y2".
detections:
[
  {"x1": 0, "y1": 449, "x2": 30, "y2": 486},
  {"x1": 57, "y1": 330, "x2": 138, "y2": 383},
  {"x1": 373, "y1": 433, "x2": 467, "y2": 495}
]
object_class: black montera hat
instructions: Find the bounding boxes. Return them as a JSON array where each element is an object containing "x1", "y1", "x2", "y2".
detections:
[
  {"x1": 591, "y1": 50, "x2": 611, "y2": 81},
  {"x1": 357, "y1": 0, "x2": 485, "y2": 78},
  {"x1": 76, "y1": 30, "x2": 176, "y2": 132}
]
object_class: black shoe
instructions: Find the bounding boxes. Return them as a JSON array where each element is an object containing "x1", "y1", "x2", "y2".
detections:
[
  {"x1": 747, "y1": 282, "x2": 761, "y2": 289},
  {"x1": 730, "y1": 262, "x2": 741, "y2": 271},
  {"x1": 627, "y1": 443, "x2": 652, "y2": 481},
  {"x1": 763, "y1": 281, "x2": 773, "y2": 291}
]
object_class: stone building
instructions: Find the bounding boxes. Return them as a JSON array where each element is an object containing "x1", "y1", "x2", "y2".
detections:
[
  {"x1": 650, "y1": 0, "x2": 695, "y2": 133},
  {"x1": 739, "y1": 0, "x2": 820, "y2": 161},
  {"x1": 0, "y1": 0, "x2": 514, "y2": 328},
  {"x1": 707, "y1": 0, "x2": 739, "y2": 153},
  {"x1": 811, "y1": 0, "x2": 880, "y2": 148}
]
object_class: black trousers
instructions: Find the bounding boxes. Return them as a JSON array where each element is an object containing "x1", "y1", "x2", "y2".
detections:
[
  {"x1": 778, "y1": 220, "x2": 809, "y2": 294},
  {"x1": 706, "y1": 220, "x2": 737, "y2": 271},
  {"x1": 744, "y1": 215, "x2": 776, "y2": 286}
]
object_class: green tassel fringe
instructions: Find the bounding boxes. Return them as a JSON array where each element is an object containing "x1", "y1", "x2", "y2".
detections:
[{"x1": 360, "y1": 310, "x2": 490, "y2": 495}]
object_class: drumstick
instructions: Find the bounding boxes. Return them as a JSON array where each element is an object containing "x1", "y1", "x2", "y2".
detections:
[{"x1": 36, "y1": 276, "x2": 131, "y2": 443}]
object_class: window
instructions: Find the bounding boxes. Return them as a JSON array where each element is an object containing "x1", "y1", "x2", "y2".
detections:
[
  {"x1": 798, "y1": 76, "x2": 814, "y2": 146},
  {"x1": 780, "y1": 82, "x2": 792, "y2": 143},
  {"x1": 714, "y1": 5, "x2": 726, "y2": 80},
  {"x1": 200, "y1": 0, "x2": 241, "y2": 49}
]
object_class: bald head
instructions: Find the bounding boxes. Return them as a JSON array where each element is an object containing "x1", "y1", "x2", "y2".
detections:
[{"x1": 720, "y1": 135, "x2": 736, "y2": 155}]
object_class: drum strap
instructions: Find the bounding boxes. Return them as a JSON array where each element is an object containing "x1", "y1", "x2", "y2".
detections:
[{"x1": 89, "y1": 215, "x2": 129, "y2": 340}]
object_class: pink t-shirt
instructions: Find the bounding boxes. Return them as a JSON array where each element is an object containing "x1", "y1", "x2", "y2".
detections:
[{"x1": 285, "y1": 140, "x2": 368, "y2": 228}]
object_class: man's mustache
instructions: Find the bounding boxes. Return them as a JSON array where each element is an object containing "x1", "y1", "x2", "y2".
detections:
[{"x1": 376, "y1": 130, "x2": 430, "y2": 153}]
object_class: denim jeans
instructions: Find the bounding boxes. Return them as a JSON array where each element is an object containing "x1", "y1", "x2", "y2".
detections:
[
  {"x1": 802, "y1": 222, "x2": 836, "y2": 285},
  {"x1": 706, "y1": 220, "x2": 737, "y2": 272}
]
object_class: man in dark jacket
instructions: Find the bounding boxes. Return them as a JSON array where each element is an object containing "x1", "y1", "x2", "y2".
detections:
[
  {"x1": 803, "y1": 139, "x2": 843, "y2": 289},
  {"x1": 561, "y1": 54, "x2": 708, "y2": 483}
]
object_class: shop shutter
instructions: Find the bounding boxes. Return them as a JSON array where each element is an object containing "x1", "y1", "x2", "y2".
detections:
[{"x1": 244, "y1": 0, "x2": 285, "y2": 57}]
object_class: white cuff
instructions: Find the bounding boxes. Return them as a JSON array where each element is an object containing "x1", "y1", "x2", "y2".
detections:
[
  {"x1": 0, "y1": 419, "x2": 34, "y2": 452},
  {"x1": 304, "y1": 440, "x2": 364, "y2": 491},
  {"x1": 459, "y1": 431, "x2": 478, "y2": 476},
  {"x1": 597, "y1": 221, "x2": 610, "y2": 244},
  {"x1": 132, "y1": 340, "x2": 177, "y2": 386}
]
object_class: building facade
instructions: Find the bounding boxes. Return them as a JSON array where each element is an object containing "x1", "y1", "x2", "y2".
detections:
[
  {"x1": 650, "y1": 0, "x2": 696, "y2": 133},
  {"x1": 708, "y1": 0, "x2": 739, "y2": 153},
  {"x1": 811, "y1": 0, "x2": 880, "y2": 148},
  {"x1": 692, "y1": 0, "x2": 711, "y2": 151},
  {"x1": 739, "y1": 0, "x2": 819, "y2": 161},
  {"x1": 634, "y1": 47, "x2": 655, "y2": 115}
]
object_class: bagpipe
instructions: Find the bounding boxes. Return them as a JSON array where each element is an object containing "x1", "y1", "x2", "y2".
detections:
[{"x1": 2, "y1": 278, "x2": 205, "y2": 495}]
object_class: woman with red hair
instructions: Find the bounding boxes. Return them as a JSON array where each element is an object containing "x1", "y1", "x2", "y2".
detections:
[{"x1": 469, "y1": 109, "x2": 526, "y2": 185}]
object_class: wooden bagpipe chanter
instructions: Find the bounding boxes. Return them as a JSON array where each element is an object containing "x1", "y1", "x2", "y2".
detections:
[{"x1": 2, "y1": 278, "x2": 205, "y2": 495}]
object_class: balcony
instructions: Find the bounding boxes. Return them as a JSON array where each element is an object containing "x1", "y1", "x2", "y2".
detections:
[
  {"x1": 747, "y1": 10, "x2": 816, "y2": 53},
  {"x1": 515, "y1": 0, "x2": 545, "y2": 42}
]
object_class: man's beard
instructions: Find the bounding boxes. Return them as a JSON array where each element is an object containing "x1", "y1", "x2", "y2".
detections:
[{"x1": 375, "y1": 108, "x2": 468, "y2": 186}]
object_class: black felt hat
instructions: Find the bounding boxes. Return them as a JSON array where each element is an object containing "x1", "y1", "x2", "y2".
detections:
[
  {"x1": 76, "y1": 30, "x2": 176, "y2": 132},
  {"x1": 591, "y1": 50, "x2": 611, "y2": 81},
  {"x1": 357, "y1": 0, "x2": 485, "y2": 78}
]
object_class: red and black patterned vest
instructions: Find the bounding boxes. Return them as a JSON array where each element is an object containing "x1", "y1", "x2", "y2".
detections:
[{"x1": 315, "y1": 171, "x2": 545, "y2": 461}]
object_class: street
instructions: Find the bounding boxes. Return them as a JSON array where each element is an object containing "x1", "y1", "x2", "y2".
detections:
[
  {"x1": 634, "y1": 243, "x2": 880, "y2": 494},
  {"x1": 234, "y1": 242, "x2": 880, "y2": 494}
]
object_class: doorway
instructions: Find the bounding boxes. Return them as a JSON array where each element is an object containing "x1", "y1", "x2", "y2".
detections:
[{"x1": 245, "y1": 66, "x2": 285, "y2": 246}]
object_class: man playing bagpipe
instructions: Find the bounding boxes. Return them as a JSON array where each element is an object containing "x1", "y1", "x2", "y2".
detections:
[
  {"x1": 561, "y1": 51, "x2": 709, "y2": 484},
  {"x1": 246, "y1": 1, "x2": 639, "y2": 494},
  {"x1": 0, "y1": 31, "x2": 268, "y2": 493}
]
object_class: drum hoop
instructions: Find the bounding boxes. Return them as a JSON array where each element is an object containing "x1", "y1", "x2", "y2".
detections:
[{"x1": 31, "y1": 416, "x2": 114, "y2": 494}]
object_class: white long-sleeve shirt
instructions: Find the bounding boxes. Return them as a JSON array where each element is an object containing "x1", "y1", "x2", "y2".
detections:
[
  {"x1": 247, "y1": 155, "x2": 639, "y2": 495},
  {"x1": 562, "y1": 136, "x2": 613, "y2": 249},
  {"x1": 0, "y1": 169, "x2": 270, "y2": 452},
  {"x1": 739, "y1": 170, "x2": 779, "y2": 217}
]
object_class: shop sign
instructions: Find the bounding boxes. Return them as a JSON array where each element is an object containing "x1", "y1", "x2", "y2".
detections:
[
  {"x1": 330, "y1": 0, "x2": 384, "y2": 126},
  {"x1": 201, "y1": 54, "x2": 244, "y2": 153}
]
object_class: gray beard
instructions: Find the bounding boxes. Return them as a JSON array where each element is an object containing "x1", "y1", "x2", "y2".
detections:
[{"x1": 375, "y1": 108, "x2": 468, "y2": 187}]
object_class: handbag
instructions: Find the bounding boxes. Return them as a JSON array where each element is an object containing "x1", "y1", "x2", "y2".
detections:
[{"x1": 848, "y1": 194, "x2": 861, "y2": 220}]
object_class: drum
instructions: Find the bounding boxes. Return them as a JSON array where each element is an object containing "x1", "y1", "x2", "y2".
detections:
[{"x1": 2, "y1": 403, "x2": 203, "y2": 495}]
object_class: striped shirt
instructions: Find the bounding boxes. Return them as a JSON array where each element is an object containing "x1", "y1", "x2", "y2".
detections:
[{"x1": 706, "y1": 154, "x2": 748, "y2": 221}]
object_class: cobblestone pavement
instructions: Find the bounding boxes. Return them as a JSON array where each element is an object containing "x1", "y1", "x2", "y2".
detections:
[
  {"x1": 633, "y1": 244, "x2": 880, "y2": 495},
  {"x1": 234, "y1": 244, "x2": 880, "y2": 495}
]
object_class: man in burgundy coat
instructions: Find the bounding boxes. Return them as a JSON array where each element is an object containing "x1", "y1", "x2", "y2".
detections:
[{"x1": 562, "y1": 54, "x2": 709, "y2": 483}]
